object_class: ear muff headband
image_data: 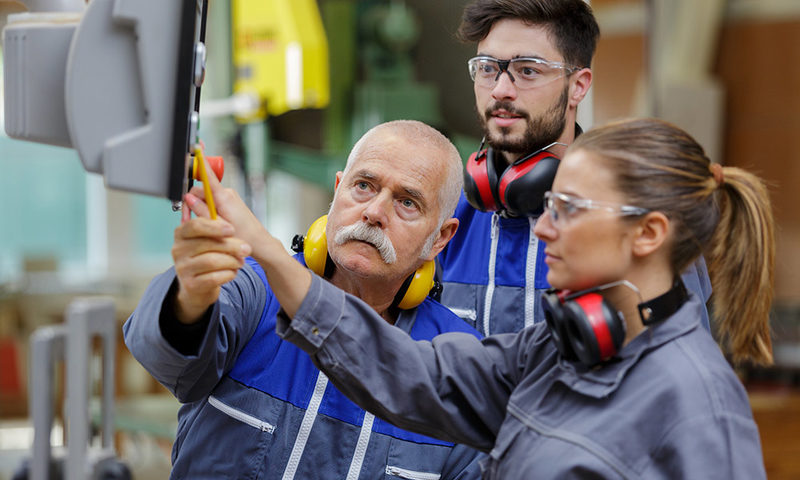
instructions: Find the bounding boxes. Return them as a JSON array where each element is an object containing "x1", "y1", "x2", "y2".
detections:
[{"x1": 300, "y1": 216, "x2": 435, "y2": 310}]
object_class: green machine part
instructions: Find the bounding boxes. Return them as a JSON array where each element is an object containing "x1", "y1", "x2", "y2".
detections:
[
  {"x1": 350, "y1": 0, "x2": 443, "y2": 145},
  {"x1": 231, "y1": 0, "x2": 447, "y2": 191}
]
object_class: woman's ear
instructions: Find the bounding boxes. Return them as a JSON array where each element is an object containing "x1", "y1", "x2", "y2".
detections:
[{"x1": 632, "y1": 211, "x2": 670, "y2": 257}]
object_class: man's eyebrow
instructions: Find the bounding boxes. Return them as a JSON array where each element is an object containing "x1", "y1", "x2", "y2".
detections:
[
  {"x1": 403, "y1": 186, "x2": 424, "y2": 201},
  {"x1": 352, "y1": 168, "x2": 427, "y2": 208},
  {"x1": 476, "y1": 53, "x2": 547, "y2": 61},
  {"x1": 352, "y1": 169, "x2": 379, "y2": 181}
]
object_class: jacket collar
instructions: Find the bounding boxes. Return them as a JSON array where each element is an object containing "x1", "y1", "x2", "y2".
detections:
[{"x1": 553, "y1": 294, "x2": 706, "y2": 398}]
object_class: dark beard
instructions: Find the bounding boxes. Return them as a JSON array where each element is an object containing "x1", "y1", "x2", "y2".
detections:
[{"x1": 478, "y1": 86, "x2": 569, "y2": 156}]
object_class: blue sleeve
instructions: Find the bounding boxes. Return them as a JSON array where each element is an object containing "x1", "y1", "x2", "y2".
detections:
[{"x1": 122, "y1": 263, "x2": 268, "y2": 403}]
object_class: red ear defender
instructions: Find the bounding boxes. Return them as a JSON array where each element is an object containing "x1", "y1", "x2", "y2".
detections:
[
  {"x1": 542, "y1": 279, "x2": 689, "y2": 367},
  {"x1": 463, "y1": 149, "x2": 500, "y2": 212},
  {"x1": 563, "y1": 292, "x2": 626, "y2": 366},
  {"x1": 497, "y1": 152, "x2": 559, "y2": 216},
  {"x1": 542, "y1": 289, "x2": 625, "y2": 366},
  {"x1": 463, "y1": 143, "x2": 560, "y2": 217}
]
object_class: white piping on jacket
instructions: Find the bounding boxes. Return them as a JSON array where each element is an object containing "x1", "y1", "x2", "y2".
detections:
[
  {"x1": 346, "y1": 412, "x2": 375, "y2": 480},
  {"x1": 524, "y1": 217, "x2": 538, "y2": 328},
  {"x1": 482, "y1": 213, "x2": 500, "y2": 336},
  {"x1": 282, "y1": 372, "x2": 329, "y2": 480}
]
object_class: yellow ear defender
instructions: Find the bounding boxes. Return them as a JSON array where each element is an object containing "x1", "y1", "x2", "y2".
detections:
[
  {"x1": 291, "y1": 215, "x2": 436, "y2": 310},
  {"x1": 301, "y1": 215, "x2": 332, "y2": 278}
]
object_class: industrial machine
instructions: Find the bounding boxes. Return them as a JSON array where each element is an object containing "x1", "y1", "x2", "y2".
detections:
[
  {"x1": 13, "y1": 298, "x2": 129, "y2": 480},
  {"x1": 3, "y1": 0, "x2": 209, "y2": 203}
]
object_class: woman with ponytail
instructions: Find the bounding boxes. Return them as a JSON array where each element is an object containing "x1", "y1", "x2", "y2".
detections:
[
  {"x1": 561, "y1": 117, "x2": 774, "y2": 366},
  {"x1": 240, "y1": 117, "x2": 774, "y2": 478}
]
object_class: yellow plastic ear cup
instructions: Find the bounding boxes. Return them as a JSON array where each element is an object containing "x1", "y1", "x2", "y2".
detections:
[
  {"x1": 302, "y1": 215, "x2": 435, "y2": 310},
  {"x1": 303, "y1": 215, "x2": 329, "y2": 276},
  {"x1": 395, "y1": 259, "x2": 436, "y2": 310}
]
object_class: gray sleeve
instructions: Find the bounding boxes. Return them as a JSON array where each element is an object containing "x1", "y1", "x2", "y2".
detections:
[
  {"x1": 123, "y1": 264, "x2": 266, "y2": 403},
  {"x1": 646, "y1": 413, "x2": 766, "y2": 479},
  {"x1": 277, "y1": 275, "x2": 528, "y2": 452}
]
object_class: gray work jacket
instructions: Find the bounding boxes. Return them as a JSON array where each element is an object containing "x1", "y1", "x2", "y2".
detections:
[{"x1": 278, "y1": 275, "x2": 766, "y2": 479}]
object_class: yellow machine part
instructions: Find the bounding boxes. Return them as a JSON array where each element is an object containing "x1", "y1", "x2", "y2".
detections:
[{"x1": 232, "y1": 0, "x2": 330, "y2": 120}]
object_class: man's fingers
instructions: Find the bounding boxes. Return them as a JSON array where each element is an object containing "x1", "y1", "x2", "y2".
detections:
[
  {"x1": 174, "y1": 249, "x2": 247, "y2": 292},
  {"x1": 173, "y1": 236, "x2": 251, "y2": 264},
  {"x1": 178, "y1": 266, "x2": 241, "y2": 293},
  {"x1": 175, "y1": 216, "x2": 235, "y2": 241}
]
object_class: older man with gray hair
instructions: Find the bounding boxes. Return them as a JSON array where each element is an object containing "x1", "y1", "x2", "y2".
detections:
[{"x1": 124, "y1": 120, "x2": 484, "y2": 479}]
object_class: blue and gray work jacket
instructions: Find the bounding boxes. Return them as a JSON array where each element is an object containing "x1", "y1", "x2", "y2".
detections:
[{"x1": 123, "y1": 257, "x2": 483, "y2": 480}]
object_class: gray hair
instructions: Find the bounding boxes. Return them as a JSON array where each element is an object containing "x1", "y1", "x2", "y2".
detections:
[{"x1": 344, "y1": 120, "x2": 463, "y2": 225}]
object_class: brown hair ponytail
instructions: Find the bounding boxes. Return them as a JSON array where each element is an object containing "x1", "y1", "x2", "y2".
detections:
[
  {"x1": 570, "y1": 118, "x2": 776, "y2": 365},
  {"x1": 707, "y1": 167, "x2": 775, "y2": 364}
]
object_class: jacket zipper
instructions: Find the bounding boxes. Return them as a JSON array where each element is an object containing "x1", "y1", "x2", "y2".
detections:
[
  {"x1": 482, "y1": 213, "x2": 500, "y2": 336},
  {"x1": 207, "y1": 395, "x2": 276, "y2": 433},
  {"x1": 385, "y1": 465, "x2": 442, "y2": 480},
  {"x1": 345, "y1": 412, "x2": 375, "y2": 479},
  {"x1": 524, "y1": 217, "x2": 538, "y2": 328},
  {"x1": 282, "y1": 372, "x2": 329, "y2": 480}
]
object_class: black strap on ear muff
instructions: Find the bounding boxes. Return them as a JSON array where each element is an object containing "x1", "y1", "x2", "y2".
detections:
[
  {"x1": 637, "y1": 278, "x2": 688, "y2": 326},
  {"x1": 542, "y1": 278, "x2": 689, "y2": 367}
]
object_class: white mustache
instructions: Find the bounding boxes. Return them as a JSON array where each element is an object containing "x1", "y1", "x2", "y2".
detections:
[{"x1": 334, "y1": 222, "x2": 397, "y2": 264}]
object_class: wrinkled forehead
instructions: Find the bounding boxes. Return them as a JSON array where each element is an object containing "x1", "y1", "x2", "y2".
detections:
[
  {"x1": 350, "y1": 133, "x2": 447, "y2": 174},
  {"x1": 344, "y1": 136, "x2": 448, "y2": 200}
]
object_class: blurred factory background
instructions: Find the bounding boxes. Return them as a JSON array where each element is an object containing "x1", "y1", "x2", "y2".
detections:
[{"x1": 0, "y1": 0, "x2": 799, "y2": 478}]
